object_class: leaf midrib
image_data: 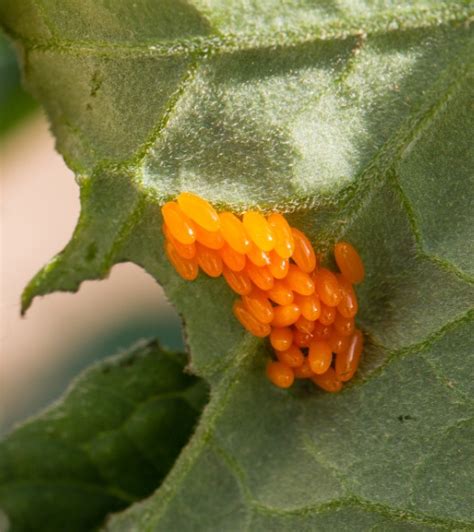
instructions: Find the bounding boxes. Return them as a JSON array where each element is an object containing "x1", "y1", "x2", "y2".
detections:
[{"x1": 5, "y1": 3, "x2": 471, "y2": 59}]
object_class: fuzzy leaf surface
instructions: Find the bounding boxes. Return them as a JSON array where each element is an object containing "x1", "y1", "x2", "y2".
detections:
[{"x1": 1, "y1": 1, "x2": 473, "y2": 530}]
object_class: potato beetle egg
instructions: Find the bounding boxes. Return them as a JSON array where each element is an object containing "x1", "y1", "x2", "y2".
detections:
[
  {"x1": 335, "y1": 329, "x2": 363, "y2": 382},
  {"x1": 266, "y1": 361, "x2": 294, "y2": 389},
  {"x1": 334, "y1": 241, "x2": 365, "y2": 284},
  {"x1": 162, "y1": 201, "x2": 196, "y2": 245},
  {"x1": 271, "y1": 303, "x2": 301, "y2": 328},
  {"x1": 246, "y1": 262, "x2": 275, "y2": 291},
  {"x1": 267, "y1": 213, "x2": 294, "y2": 259},
  {"x1": 177, "y1": 192, "x2": 220, "y2": 232},
  {"x1": 219, "y1": 212, "x2": 251, "y2": 254},
  {"x1": 246, "y1": 242, "x2": 271, "y2": 267},
  {"x1": 223, "y1": 267, "x2": 252, "y2": 296},
  {"x1": 268, "y1": 251, "x2": 289, "y2": 279},
  {"x1": 243, "y1": 211, "x2": 275, "y2": 252},
  {"x1": 196, "y1": 243, "x2": 223, "y2": 278},
  {"x1": 285, "y1": 264, "x2": 315, "y2": 296},
  {"x1": 276, "y1": 344, "x2": 305, "y2": 368},
  {"x1": 308, "y1": 340, "x2": 333, "y2": 375},
  {"x1": 233, "y1": 300, "x2": 271, "y2": 338},
  {"x1": 313, "y1": 268, "x2": 343, "y2": 307},
  {"x1": 266, "y1": 280, "x2": 294, "y2": 306},
  {"x1": 221, "y1": 244, "x2": 246, "y2": 272},
  {"x1": 291, "y1": 227, "x2": 317, "y2": 273},
  {"x1": 312, "y1": 368, "x2": 343, "y2": 393},
  {"x1": 165, "y1": 241, "x2": 198, "y2": 281},
  {"x1": 270, "y1": 327, "x2": 293, "y2": 352},
  {"x1": 242, "y1": 289, "x2": 274, "y2": 325}
]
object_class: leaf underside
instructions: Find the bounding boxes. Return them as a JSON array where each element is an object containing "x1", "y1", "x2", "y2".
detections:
[{"x1": 1, "y1": 1, "x2": 473, "y2": 530}]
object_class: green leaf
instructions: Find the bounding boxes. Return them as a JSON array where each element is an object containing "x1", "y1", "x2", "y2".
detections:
[
  {"x1": 0, "y1": 33, "x2": 37, "y2": 134},
  {"x1": 1, "y1": 1, "x2": 473, "y2": 530},
  {"x1": 0, "y1": 341, "x2": 208, "y2": 531}
]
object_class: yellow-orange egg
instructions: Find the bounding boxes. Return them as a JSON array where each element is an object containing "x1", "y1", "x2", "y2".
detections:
[
  {"x1": 243, "y1": 211, "x2": 275, "y2": 251},
  {"x1": 334, "y1": 241, "x2": 364, "y2": 284},
  {"x1": 266, "y1": 361, "x2": 294, "y2": 388},
  {"x1": 335, "y1": 329, "x2": 363, "y2": 382},
  {"x1": 270, "y1": 327, "x2": 293, "y2": 352},
  {"x1": 220, "y1": 243, "x2": 246, "y2": 272},
  {"x1": 267, "y1": 213, "x2": 294, "y2": 259},
  {"x1": 313, "y1": 268, "x2": 342, "y2": 307},
  {"x1": 177, "y1": 192, "x2": 220, "y2": 232},
  {"x1": 165, "y1": 241, "x2": 198, "y2": 281},
  {"x1": 196, "y1": 243, "x2": 223, "y2": 278},
  {"x1": 162, "y1": 201, "x2": 195, "y2": 245},
  {"x1": 223, "y1": 267, "x2": 252, "y2": 296},
  {"x1": 219, "y1": 212, "x2": 251, "y2": 254},
  {"x1": 242, "y1": 289, "x2": 274, "y2": 325},
  {"x1": 311, "y1": 367, "x2": 343, "y2": 393},
  {"x1": 275, "y1": 344, "x2": 305, "y2": 368},
  {"x1": 233, "y1": 300, "x2": 271, "y2": 337},
  {"x1": 291, "y1": 227, "x2": 317, "y2": 273},
  {"x1": 308, "y1": 340, "x2": 332, "y2": 375}
]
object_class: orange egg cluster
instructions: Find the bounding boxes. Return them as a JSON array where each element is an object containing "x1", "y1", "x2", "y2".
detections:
[{"x1": 162, "y1": 192, "x2": 365, "y2": 393}]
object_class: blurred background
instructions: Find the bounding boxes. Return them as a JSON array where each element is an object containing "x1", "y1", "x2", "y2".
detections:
[{"x1": 0, "y1": 34, "x2": 183, "y2": 434}]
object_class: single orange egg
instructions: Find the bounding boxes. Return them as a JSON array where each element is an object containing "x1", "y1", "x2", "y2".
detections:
[
  {"x1": 308, "y1": 340, "x2": 333, "y2": 374},
  {"x1": 334, "y1": 241, "x2": 365, "y2": 284},
  {"x1": 293, "y1": 329, "x2": 313, "y2": 348},
  {"x1": 270, "y1": 327, "x2": 293, "y2": 351},
  {"x1": 312, "y1": 367, "x2": 343, "y2": 393},
  {"x1": 219, "y1": 212, "x2": 251, "y2": 254},
  {"x1": 162, "y1": 201, "x2": 196, "y2": 245},
  {"x1": 220, "y1": 243, "x2": 246, "y2": 272},
  {"x1": 243, "y1": 211, "x2": 275, "y2": 252},
  {"x1": 335, "y1": 329, "x2": 363, "y2": 382},
  {"x1": 246, "y1": 242, "x2": 271, "y2": 267},
  {"x1": 291, "y1": 228, "x2": 317, "y2": 273},
  {"x1": 177, "y1": 192, "x2": 220, "y2": 232},
  {"x1": 267, "y1": 213, "x2": 294, "y2": 259},
  {"x1": 162, "y1": 224, "x2": 196, "y2": 260},
  {"x1": 246, "y1": 262, "x2": 274, "y2": 291},
  {"x1": 313, "y1": 322, "x2": 332, "y2": 340},
  {"x1": 294, "y1": 358, "x2": 314, "y2": 379},
  {"x1": 294, "y1": 293, "x2": 321, "y2": 321},
  {"x1": 276, "y1": 344, "x2": 304, "y2": 368},
  {"x1": 266, "y1": 280, "x2": 294, "y2": 306},
  {"x1": 242, "y1": 289, "x2": 274, "y2": 325},
  {"x1": 334, "y1": 313, "x2": 355, "y2": 337},
  {"x1": 285, "y1": 264, "x2": 315, "y2": 296},
  {"x1": 194, "y1": 224, "x2": 225, "y2": 250},
  {"x1": 319, "y1": 303, "x2": 336, "y2": 326},
  {"x1": 271, "y1": 303, "x2": 301, "y2": 328},
  {"x1": 268, "y1": 251, "x2": 289, "y2": 279},
  {"x1": 165, "y1": 241, "x2": 198, "y2": 281},
  {"x1": 313, "y1": 268, "x2": 342, "y2": 307},
  {"x1": 196, "y1": 243, "x2": 223, "y2": 278},
  {"x1": 295, "y1": 316, "x2": 315, "y2": 335},
  {"x1": 336, "y1": 274, "x2": 358, "y2": 319},
  {"x1": 233, "y1": 300, "x2": 271, "y2": 337},
  {"x1": 266, "y1": 361, "x2": 294, "y2": 388},
  {"x1": 223, "y1": 267, "x2": 252, "y2": 295},
  {"x1": 327, "y1": 332, "x2": 351, "y2": 355}
]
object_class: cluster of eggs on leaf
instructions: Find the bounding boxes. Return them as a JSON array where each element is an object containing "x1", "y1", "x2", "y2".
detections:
[{"x1": 162, "y1": 192, "x2": 365, "y2": 393}]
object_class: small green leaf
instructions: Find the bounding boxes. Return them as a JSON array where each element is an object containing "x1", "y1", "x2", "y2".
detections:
[
  {"x1": 0, "y1": 341, "x2": 208, "y2": 531},
  {"x1": 0, "y1": 34, "x2": 37, "y2": 134},
  {"x1": 1, "y1": 1, "x2": 473, "y2": 530}
]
